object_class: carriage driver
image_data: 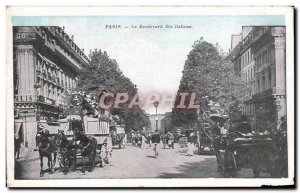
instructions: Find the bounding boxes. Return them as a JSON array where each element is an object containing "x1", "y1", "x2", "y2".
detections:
[{"x1": 34, "y1": 122, "x2": 49, "y2": 151}]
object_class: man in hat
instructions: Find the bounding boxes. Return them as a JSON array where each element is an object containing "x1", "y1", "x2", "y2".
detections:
[{"x1": 34, "y1": 122, "x2": 48, "y2": 151}]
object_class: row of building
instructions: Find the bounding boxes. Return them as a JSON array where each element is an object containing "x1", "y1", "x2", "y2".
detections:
[
  {"x1": 230, "y1": 26, "x2": 286, "y2": 131},
  {"x1": 13, "y1": 26, "x2": 111, "y2": 148}
]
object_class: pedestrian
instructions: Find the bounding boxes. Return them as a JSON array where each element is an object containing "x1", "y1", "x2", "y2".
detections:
[
  {"x1": 151, "y1": 130, "x2": 160, "y2": 158},
  {"x1": 141, "y1": 134, "x2": 147, "y2": 149},
  {"x1": 186, "y1": 132, "x2": 195, "y2": 156},
  {"x1": 124, "y1": 133, "x2": 127, "y2": 144},
  {"x1": 14, "y1": 134, "x2": 22, "y2": 159}
]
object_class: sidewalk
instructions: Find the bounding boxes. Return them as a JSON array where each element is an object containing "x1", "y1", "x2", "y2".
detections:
[{"x1": 15, "y1": 147, "x2": 39, "y2": 163}]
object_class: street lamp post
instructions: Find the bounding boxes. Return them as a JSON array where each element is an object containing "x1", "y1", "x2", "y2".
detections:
[{"x1": 153, "y1": 101, "x2": 159, "y2": 132}]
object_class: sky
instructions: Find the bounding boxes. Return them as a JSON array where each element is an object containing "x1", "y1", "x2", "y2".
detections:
[{"x1": 12, "y1": 15, "x2": 285, "y2": 114}]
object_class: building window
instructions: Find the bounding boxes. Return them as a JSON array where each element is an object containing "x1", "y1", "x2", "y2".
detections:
[
  {"x1": 48, "y1": 85, "x2": 52, "y2": 99},
  {"x1": 242, "y1": 56, "x2": 244, "y2": 67},
  {"x1": 44, "y1": 82, "x2": 48, "y2": 97},
  {"x1": 263, "y1": 50, "x2": 267, "y2": 64},
  {"x1": 257, "y1": 79, "x2": 260, "y2": 92},
  {"x1": 268, "y1": 69, "x2": 272, "y2": 88},
  {"x1": 62, "y1": 73, "x2": 64, "y2": 86},
  {"x1": 262, "y1": 76, "x2": 265, "y2": 91},
  {"x1": 247, "y1": 51, "x2": 250, "y2": 64},
  {"x1": 65, "y1": 75, "x2": 67, "y2": 88}
]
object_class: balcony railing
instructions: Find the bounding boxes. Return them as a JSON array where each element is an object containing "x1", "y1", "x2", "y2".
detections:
[
  {"x1": 55, "y1": 44, "x2": 82, "y2": 70},
  {"x1": 253, "y1": 87, "x2": 285, "y2": 99},
  {"x1": 14, "y1": 94, "x2": 56, "y2": 105}
]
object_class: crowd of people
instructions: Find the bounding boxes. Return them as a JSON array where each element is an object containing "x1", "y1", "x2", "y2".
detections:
[
  {"x1": 130, "y1": 131, "x2": 176, "y2": 148},
  {"x1": 128, "y1": 130, "x2": 196, "y2": 158}
]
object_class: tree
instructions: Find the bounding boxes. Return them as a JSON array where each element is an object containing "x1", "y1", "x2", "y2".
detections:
[
  {"x1": 75, "y1": 49, "x2": 150, "y2": 132},
  {"x1": 172, "y1": 38, "x2": 251, "y2": 126}
]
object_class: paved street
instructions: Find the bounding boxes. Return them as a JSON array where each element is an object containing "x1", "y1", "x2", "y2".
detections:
[{"x1": 15, "y1": 143, "x2": 270, "y2": 179}]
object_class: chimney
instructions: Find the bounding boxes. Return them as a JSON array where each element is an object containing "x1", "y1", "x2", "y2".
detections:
[{"x1": 71, "y1": 35, "x2": 74, "y2": 41}]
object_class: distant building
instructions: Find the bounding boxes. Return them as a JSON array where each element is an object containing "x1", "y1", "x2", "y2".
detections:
[
  {"x1": 230, "y1": 26, "x2": 256, "y2": 129},
  {"x1": 160, "y1": 112, "x2": 172, "y2": 133},
  {"x1": 230, "y1": 26, "x2": 286, "y2": 131},
  {"x1": 231, "y1": 35, "x2": 242, "y2": 52},
  {"x1": 13, "y1": 26, "x2": 89, "y2": 147}
]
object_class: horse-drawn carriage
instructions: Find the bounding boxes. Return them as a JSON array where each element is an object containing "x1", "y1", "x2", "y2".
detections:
[
  {"x1": 111, "y1": 125, "x2": 126, "y2": 149},
  {"x1": 36, "y1": 92, "x2": 112, "y2": 177},
  {"x1": 197, "y1": 111, "x2": 228, "y2": 153},
  {"x1": 214, "y1": 121, "x2": 288, "y2": 178},
  {"x1": 58, "y1": 115, "x2": 111, "y2": 167}
]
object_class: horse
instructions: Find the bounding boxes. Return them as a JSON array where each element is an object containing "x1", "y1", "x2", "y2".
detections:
[
  {"x1": 73, "y1": 130, "x2": 97, "y2": 174},
  {"x1": 267, "y1": 129, "x2": 288, "y2": 178},
  {"x1": 213, "y1": 134, "x2": 237, "y2": 177},
  {"x1": 36, "y1": 131, "x2": 58, "y2": 177},
  {"x1": 53, "y1": 130, "x2": 77, "y2": 175},
  {"x1": 213, "y1": 135, "x2": 226, "y2": 174}
]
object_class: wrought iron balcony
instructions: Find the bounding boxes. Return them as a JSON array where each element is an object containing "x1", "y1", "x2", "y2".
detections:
[{"x1": 252, "y1": 87, "x2": 285, "y2": 99}]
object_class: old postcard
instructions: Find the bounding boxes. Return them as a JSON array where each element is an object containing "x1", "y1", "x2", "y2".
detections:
[{"x1": 6, "y1": 6, "x2": 294, "y2": 187}]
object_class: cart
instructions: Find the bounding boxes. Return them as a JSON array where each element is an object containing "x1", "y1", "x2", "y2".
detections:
[
  {"x1": 111, "y1": 125, "x2": 126, "y2": 149},
  {"x1": 197, "y1": 112, "x2": 227, "y2": 154},
  {"x1": 58, "y1": 115, "x2": 112, "y2": 168}
]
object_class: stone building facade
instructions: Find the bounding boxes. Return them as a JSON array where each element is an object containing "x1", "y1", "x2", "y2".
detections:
[
  {"x1": 13, "y1": 26, "x2": 89, "y2": 147},
  {"x1": 231, "y1": 26, "x2": 286, "y2": 131},
  {"x1": 231, "y1": 26, "x2": 256, "y2": 129},
  {"x1": 251, "y1": 27, "x2": 286, "y2": 131}
]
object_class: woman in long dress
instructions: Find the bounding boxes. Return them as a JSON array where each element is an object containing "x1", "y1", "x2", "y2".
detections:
[
  {"x1": 186, "y1": 132, "x2": 195, "y2": 156},
  {"x1": 141, "y1": 134, "x2": 147, "y2": 149}
]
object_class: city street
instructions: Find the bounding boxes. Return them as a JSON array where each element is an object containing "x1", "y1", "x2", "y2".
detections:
[{"x1": 15, "y1": 143, "x2": 270, "y2": 179}]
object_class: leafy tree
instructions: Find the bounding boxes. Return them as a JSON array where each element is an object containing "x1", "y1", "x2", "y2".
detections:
[
  {"x1": 75, "y1": 49, "x2": 151, "y2": 132},
  {"x1": 172, "y1": 38, "x2": 251, "y2": 127}
]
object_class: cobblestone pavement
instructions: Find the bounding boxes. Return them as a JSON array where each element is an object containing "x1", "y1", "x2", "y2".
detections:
[{"x1": 15, "y1": 143, "x2": 270, "y2": 179}]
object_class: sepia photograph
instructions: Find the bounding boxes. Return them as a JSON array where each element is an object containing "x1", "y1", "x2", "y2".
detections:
[{"x1": 6, "y1": 6, "x2": 294, "y2": 187}]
